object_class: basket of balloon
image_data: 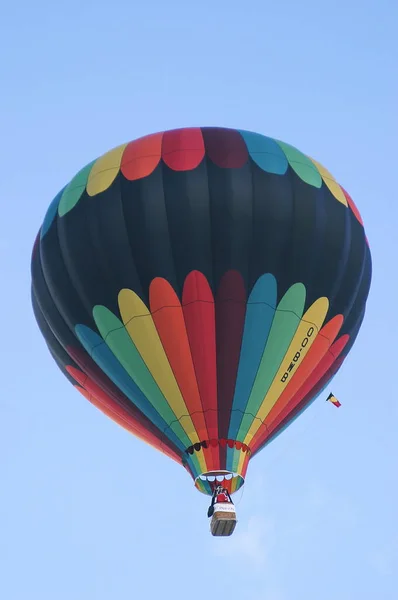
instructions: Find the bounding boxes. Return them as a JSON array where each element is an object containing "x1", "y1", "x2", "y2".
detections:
[{"x1": 210, "y1": 503, "x2": 237, "y2": 537}]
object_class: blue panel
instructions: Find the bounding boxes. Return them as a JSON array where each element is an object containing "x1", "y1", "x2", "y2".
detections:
[
  {"x1": 228, "y1": 274, "x2": 277, "y2": 439},
  {"x1": 239, "y1": 130, "x2": 288, "y2": 175},
  {"x1": 75, "y1": 324, "x2": 189, "y2": 455},
  {"x1": 40, "y1": 186, "x2": 66, "y2": 238}
]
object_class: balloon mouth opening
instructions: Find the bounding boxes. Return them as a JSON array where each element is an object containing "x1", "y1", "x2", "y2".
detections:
[{"x1": 194, "y1": 471, "x2": 245, "y2": 495}]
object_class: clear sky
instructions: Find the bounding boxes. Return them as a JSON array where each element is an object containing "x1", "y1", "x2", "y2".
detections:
[{"x1": 1, "y1": 1, "x2": 397, "y2": 599}]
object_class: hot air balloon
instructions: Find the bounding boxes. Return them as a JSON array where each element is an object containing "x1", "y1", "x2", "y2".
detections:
[{"x1": 31, "y1": 127, "x2": 371, "y2": 537}]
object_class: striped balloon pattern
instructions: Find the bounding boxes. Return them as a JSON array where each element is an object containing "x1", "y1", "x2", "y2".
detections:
[{"x1": 31, "y1": 127, "x2": 371, "y2": 495}]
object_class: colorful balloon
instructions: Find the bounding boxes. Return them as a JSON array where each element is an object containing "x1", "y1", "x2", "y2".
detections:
[{"x1": 31, "y1": 127, "x2": 371, "y2": 498}]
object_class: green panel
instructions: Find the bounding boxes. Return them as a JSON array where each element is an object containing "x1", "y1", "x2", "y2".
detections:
[
  {"x1": 58, "y1": 161, "x2": 95, "y2": 217},
  {"x1": 276, "y1": 141, "x2": 322, "y2": 187},
  {"x1": 93, "y1": 305, "x2": 195, "y2": 451},
  {"x1": 234, "y1": 283, "x2": 307, "y2": 448}
]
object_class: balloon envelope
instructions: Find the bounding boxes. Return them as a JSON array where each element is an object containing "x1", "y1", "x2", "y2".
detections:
[{"x1": 31, "y1": 127, "x2": 371, "y2": 495}]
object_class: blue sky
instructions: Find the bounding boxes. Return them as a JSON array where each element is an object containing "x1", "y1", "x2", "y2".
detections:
[{"x1": 1, "y1": 1, "x2": 397, "y2": 598}]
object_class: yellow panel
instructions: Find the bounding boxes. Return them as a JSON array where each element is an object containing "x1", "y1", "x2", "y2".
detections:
[
  {"x1": 243, "y1": 296, "x2": 330, "y2": 446},
  {"x1": 118, "y1": 289, "x2": 203, "y2": 452},
  {"x1": 236, "y1": 446, "x2": 246, "y2": 476},
  {"x1": 86, "y1": 143, "x2": 128, "y2": 197},
  {"x1": 308, "y1": 157, "x2": 348, "y2": 206}
]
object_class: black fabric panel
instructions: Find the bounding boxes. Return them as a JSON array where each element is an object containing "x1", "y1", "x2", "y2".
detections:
[
  {"x1": 249, "y1": 166, "x2": 294, "y2": 299},
  {"x1": 40, "y1": 214, "x2": 93, "y2": 332},
  {"x1": 161, "y1": 160, "x2": 213, "y2": 294},
  {"x1": 120, "y1": 165, "x2": 178, "y2": 305},
  {"x1": 332, "y1": 209, "x2": 367, "y2": 320},
  {"x1": 310, "y1": 187, "x2": 351, "y2": 317},
  {"x1": 206, "y1": 159, "x2": 253, "y2": 292}
]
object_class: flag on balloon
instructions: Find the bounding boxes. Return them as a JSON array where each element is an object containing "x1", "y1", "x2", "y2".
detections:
[{"x1": 326, "y1": 393, "x2": 341, "y2": 407}]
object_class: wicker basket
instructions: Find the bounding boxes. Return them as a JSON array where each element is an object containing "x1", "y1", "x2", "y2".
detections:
[{"x1": 210, "y1": 503, "x2": 237, "y2": 537}]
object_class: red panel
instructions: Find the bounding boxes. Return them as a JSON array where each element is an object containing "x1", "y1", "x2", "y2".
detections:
[
  {"x1": 215, "y1": 271, "x2": 247, "y2": 466},
  {"x1": 121, "y1": 132, "x2": 163, "y2": 180},
  {"x1": 262, "y1": 355, "x2": 346, "y2": 447},
  {"x1": 251, "y1": 334, "x2": 350, "y2": 452},
  {"x1": 255, "y1": 315, "x2": 344, "y2": 441},
  {"x1": 162, "y1": 128, "x2": 205, "y2": 171},
  {"x1": 149, "y1": 277, "x2": 209, "y2": 440},
  {"x1": 182, "y1": 271, "x2": 219, "y2": 446},
  {"x1": 241, "y1": 453, "x2": 250, "y2": 479},
  {"x1": 68, "y1": 367, "x2": 181, "y2": 463},
  {"x1": 67, "y1": 345, "x2": 182, "y2": 459},
  {"x1": 202, "y1": 127, "x2": 248, "y2": 168},
  {"x1": 342, "y1": 187, "x2": 364, "y2": 226}
]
